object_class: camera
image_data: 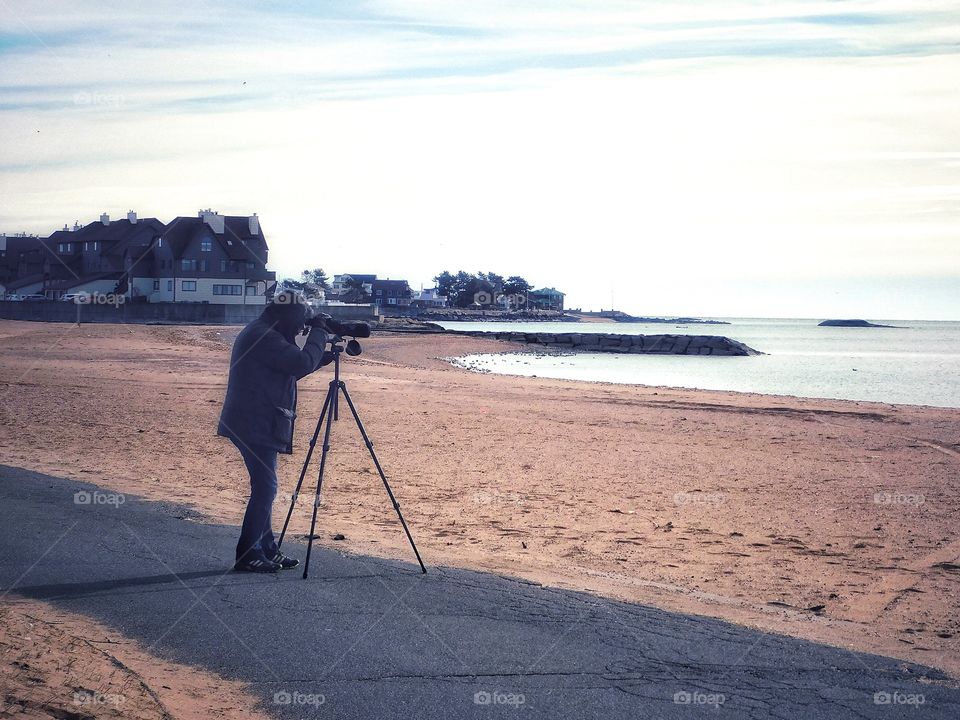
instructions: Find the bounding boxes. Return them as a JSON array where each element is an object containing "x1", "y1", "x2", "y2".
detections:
[{"x1": 308, "y1": 313, "x2": 371, "y2": 338}]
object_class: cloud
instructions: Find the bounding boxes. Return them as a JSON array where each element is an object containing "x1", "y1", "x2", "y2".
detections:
[{"x1": 0, "y1": 0, "x2": 958, "y2": 317}]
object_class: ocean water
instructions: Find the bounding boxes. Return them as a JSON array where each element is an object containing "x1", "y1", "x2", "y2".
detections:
[{"x1": 437, "y1": 318, "x2": 960, "y2": 408}]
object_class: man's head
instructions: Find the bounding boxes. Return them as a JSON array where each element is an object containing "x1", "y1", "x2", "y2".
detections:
[{"x1": 262, "y1": 290, "x2": 308, "y2": 340}]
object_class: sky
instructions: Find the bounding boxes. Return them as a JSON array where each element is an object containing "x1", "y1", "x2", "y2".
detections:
[{"x1": 0, "y1": 0, "x2": 958, "y2": 320}]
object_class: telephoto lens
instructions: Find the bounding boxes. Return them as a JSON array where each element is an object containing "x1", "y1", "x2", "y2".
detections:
[{"x1": 326, "y1": 319, "x2": 371, "y2": 338}]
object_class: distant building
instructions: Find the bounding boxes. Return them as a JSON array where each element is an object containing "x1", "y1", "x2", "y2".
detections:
[
  {"x1": 0, "y1": 210, "x2": 277, "y2": 304},
  {"x1": 411, "y1": 287, "x2": 447, "y2": 308},
  {"x1": 330, "y1": 274, "x2": 375, "y2": 303},
  {"x1": 371, "y1": 278, "x2": 413, "y2": 310},
  {"x1": 528, "y1": 287, "x2": 565, "y2": 311},
  {"x1": 328, "y1": 274, "x2": 414, "y2": 311}
]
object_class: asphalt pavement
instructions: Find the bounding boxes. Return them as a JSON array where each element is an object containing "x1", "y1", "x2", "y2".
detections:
[{"x1": 0, "y1": 464, "x2": 956, "y2": 719}]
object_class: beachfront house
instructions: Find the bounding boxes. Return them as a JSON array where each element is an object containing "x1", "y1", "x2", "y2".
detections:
[
  {"x1": 371, "y1": 278, "x2": 413, "y2": 311},
  {"x1": 0, "y1": 210, "x2": 277, "y2": 304},
  {"x1": 143, "y1": 210, "x2": 275, "y2": 304},
  {"x1": 528, "y1": 287, "x2": 565, "y2": 311}
]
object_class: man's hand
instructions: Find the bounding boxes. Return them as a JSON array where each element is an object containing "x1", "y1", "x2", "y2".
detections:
[{"x1": 307, "y1": 312, "x2": 332, "y2": 331}]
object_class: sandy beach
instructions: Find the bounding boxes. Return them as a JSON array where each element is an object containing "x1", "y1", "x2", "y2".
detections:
[{"x1": 1, "y1": 319, "x2": 958, "y2": 715}]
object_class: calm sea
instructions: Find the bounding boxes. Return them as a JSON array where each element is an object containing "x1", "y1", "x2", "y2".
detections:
[{"x1": 437, "y1": 318, "x2": 960, "y2": 408}]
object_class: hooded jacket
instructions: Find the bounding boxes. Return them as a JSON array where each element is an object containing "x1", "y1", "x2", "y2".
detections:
[{"x1": 218, "y1": 313, "x2": 330, "y2": 454}]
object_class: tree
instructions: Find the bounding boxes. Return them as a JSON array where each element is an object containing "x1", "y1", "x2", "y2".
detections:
[
  {"x1": 343, "y1": 275, "x2": 371, "y2": 302},
  {"x1": 279, "y1": 277, "x2": 307, "y2": 294},
  {"x1": 434, "y1": 271, "x2": 456, "y2": 300},
  {"x1": 279, "y1": 268, "x2": 330, "y2": 299},
  {"x1": 503, "y1": 275, "x2": 532, "y2": 296},
  {"x1": 301, "y1": 268, "x2": 330, "y2": 291},
  {"x1": 479, "y1": 271, "x2": 505, "y2": 290}
]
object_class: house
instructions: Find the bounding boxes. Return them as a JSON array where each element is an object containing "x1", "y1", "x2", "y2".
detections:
[
  {"x1": 142, "y1": 210, "x2": 275, "y2": 304},
  {"x1": 0, "y1": 210, "x2": 277, "y2": 304},
  {"x1": 1, "y1": 233, "x2": 50, "y2": 296},
  {"x1": 528, "y1": 287, "x2": 565, "y2": 311},
  {"x1": 44, "y1": 212, "x2": 166, "y2": 298},
  {"x1": 330, "y1": 274, "x2": 376, "y2": 302},
  {"x1": 411, "y1": 287, "x2": 447, "y2": 308},
  {"x1": 371, "y1": 278, "x2": 413, "y2": 310}
]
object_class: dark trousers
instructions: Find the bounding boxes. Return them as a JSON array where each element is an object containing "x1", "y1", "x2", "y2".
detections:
[{"x1": 233, "y1": 440, "x2": 280, "y2": 561}]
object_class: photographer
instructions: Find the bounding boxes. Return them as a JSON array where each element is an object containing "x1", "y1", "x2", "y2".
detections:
[{"x1": 218, "y1": 291, "x2": 333, "y2": 573}]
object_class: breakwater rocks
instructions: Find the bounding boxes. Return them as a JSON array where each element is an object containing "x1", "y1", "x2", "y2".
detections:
[
  {"x1": 414, "y1": 309, "x2": 577, "y2": 322},
  {"x1": 452, "y1": 330, "x2": 761, "y2": 356}
]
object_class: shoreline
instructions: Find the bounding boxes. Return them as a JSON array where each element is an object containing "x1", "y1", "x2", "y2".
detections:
[
  {"x1": 1, "y1": 319, "x2": 958, "y2": 683},
  {"x1": 449, "y1": 352, "x2": 959, "y2": 412}
]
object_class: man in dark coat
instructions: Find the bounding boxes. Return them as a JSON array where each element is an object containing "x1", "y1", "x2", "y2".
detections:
[{"x1": 218, "y1": 291, "x2": 332, "y2": 572}]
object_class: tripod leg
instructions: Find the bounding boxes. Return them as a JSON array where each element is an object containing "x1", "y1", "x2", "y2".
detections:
[
  {"x1": 277, "y1": 385, "x2": 333, "y2": 550},
  {"x1": 338, "y1": 382, "x2": 427, "y2": 574},
  {"x1": 302, "y1": 380, "x2": 339, "y2": 579}
]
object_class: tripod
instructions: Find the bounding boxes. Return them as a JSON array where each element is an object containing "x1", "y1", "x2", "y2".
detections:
[{"x1": 277, "y1": 337, "x2": 427, "y2": 578}]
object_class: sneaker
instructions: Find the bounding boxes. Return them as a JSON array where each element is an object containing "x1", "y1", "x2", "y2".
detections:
[
  {"x1": 267, "y1": 551, "x2": 300, "y2": 570},
  {"x1": 233, "y1": 554, "x2": 281, "y2": 573}
]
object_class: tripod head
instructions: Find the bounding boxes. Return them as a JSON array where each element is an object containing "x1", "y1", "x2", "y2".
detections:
[{"x1": 326, "y1": 334, "x2": 363, "y2": 357}]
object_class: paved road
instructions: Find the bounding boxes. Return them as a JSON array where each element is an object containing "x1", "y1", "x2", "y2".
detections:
[{"x1": 0, "y1": 465, "x2": 956, "y2": 719}]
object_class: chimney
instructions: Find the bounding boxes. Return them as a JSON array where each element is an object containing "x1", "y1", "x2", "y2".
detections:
[
  {"x1": 100, "y1": 213, "x2": 110, "y2": 225},
  {"x1": 63, "y1": 224, "x2": 69, "y2": 231},
  {"x1": 127, "y1": 210, "x2": 137, "y2": 224},
  {"x1": 73, "y1": 221, "x2": 81, "y2": 231},
  {"x1": 248, "y1": 213, "x2": 259, "y2": 235},
  {"x1": 198, "y1": 208, "x2": 224, "y2": 234}
]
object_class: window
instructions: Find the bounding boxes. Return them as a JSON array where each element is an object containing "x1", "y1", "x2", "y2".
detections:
[
  {"x1": 213, "y1": 284, "x2": 242, "y2": 296},
  {"x1": 201, "y1": 240, "x2": 212, "y2": 252},
  {"x1": 83, "y1": 242, "x2": 88, "y2": 251},
  {"x1": 91, "y1": 241, "x2": 98, "y2": 251},
  {"x1": 182, "y1": 280, "x2": 197, "y2": 291},
  {"x1": 153, "y1": 280, "x2": 160, "y2": 291},
  {"x1": 199, "y1": 260, "x2": 208, "y2": 272},
  {"x1": 157, "y1": 238, "x2": 162, "y2": 247},
  {"x1": 220, "y1": 260, "x2": 228, "y2": 272},
  {"x1": 181, "y1": 259, "x2": 197, "y2": 271},
  {"x1": 167, "y1": 280, "x2": 173, "y2": 291},
  {"x1": 246, "y1": 285, "x2": 256, "y2": 296},
  {"x1": 246, "y1": 261, "x2": 255, "y2": 270}
]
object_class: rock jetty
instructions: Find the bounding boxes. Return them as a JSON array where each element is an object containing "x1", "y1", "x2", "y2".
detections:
[{"x1": 450, "y1": 330, "x2": 761, "y2": 356}]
